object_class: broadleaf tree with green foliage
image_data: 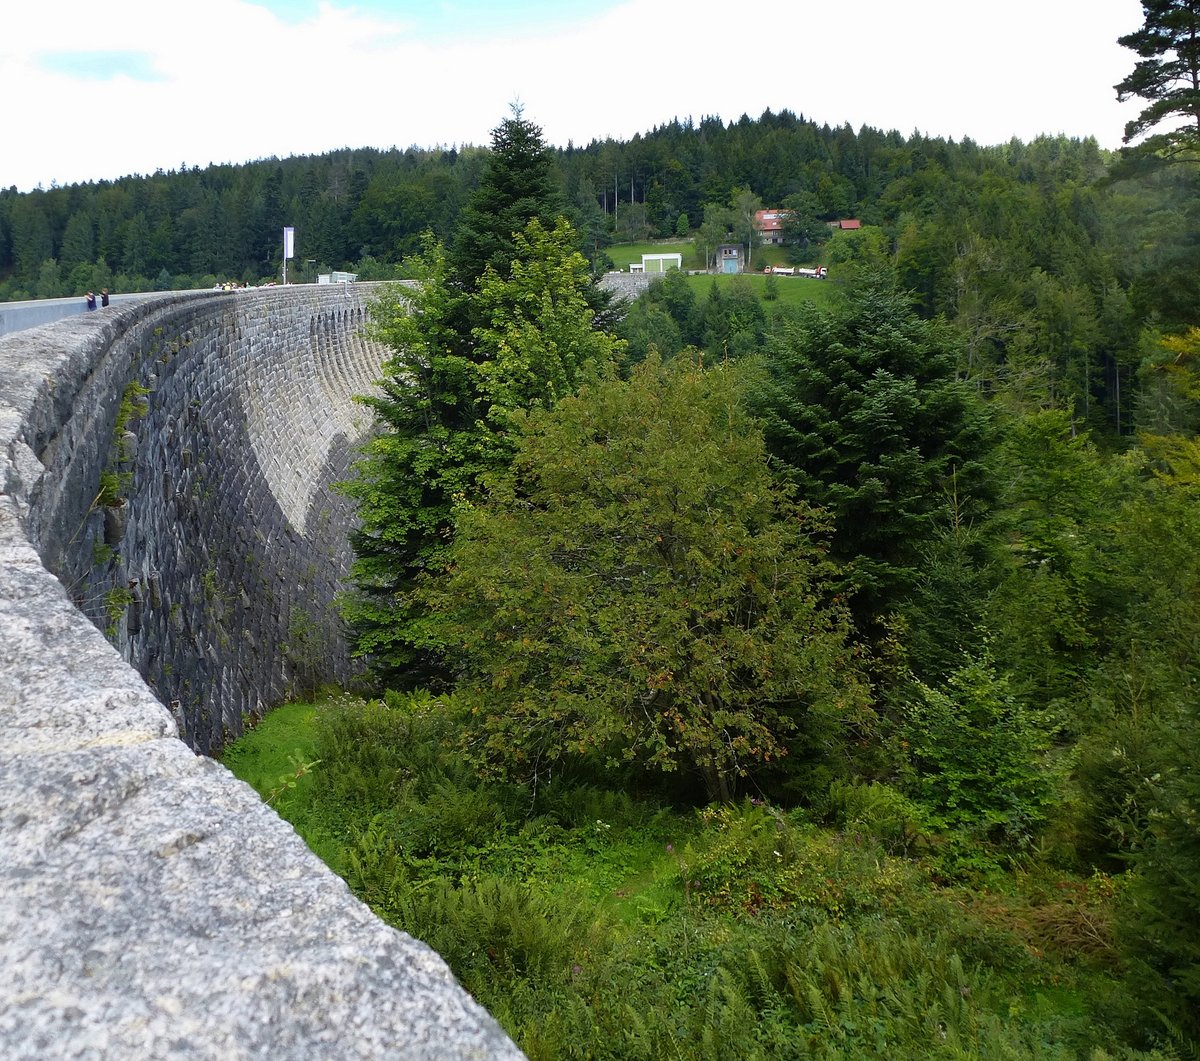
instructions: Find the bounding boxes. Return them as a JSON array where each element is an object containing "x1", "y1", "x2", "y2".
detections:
[
  {"x1": 420, "y1": 355, "x2": 869, "y2": 802},
  {"x1": 779, "y1": 191, "x2": 828, "y2": 264},
  {"x1": 472, "y1": 217, "x2": 624, "y2": 427}
]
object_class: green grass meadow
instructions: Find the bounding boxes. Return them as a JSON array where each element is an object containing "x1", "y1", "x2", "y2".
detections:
[
  {"x1": 605, "y1": 240, "x2": 837, "y2": 312},
  {"x1": 682, "y1": 270, "x2": 839, "y2": 311},
  {"x1": 603, "y1": 241, "x2": 700, "y2": 270}
]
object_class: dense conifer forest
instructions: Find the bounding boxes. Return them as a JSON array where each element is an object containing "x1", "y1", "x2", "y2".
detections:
[{"x1": 16, "y1": 8, "x2": 1200, "y2": 1051}]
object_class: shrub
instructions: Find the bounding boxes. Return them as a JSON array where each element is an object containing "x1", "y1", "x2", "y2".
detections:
[
  {"x1": 679, "y1": 800, "x2": 917, "y2": 919},
  {"x1": 820, "y1": 778, "x2": 931, "y2": 855},
  {"x1": 900, "y1": 652, "x2": 1054, "y2": 851}
]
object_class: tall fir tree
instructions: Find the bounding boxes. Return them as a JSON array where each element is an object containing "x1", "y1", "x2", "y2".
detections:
[
  {"x1": 342, "y1": 108, "x2": 577, "y2": 687},
  {"x1": 449, "y1": 104, "x2": 564, "y2": 292},
  {"x1": 745, "y1": 272, "x2": 993, "y2": 636},
  {"x1": 340, "y1": 240, "x2": 477, "y2": 687}
]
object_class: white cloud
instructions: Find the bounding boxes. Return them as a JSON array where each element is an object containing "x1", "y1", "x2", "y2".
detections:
[{"x1": 1, "y1": 0, "x2": 1145, "y2": 191}]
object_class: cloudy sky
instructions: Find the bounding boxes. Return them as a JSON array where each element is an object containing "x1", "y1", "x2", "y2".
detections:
[{"x1": 3, "y1": 0, "x2": 1146, "y2": 193}]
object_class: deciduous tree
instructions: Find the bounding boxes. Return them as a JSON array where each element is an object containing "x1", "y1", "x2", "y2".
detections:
[
  {"x1": 730, "y1": 186, "x2": 763, "y2": 267},
  {"x1": 473, "y1": 217, "x2": 622, "y2": 427},
  {"x1": 422, "y1": 356, "x2": 867, "y2": 801},
  {"x1": 779, "y1": 192, "x2": 828, "y2": 264},
  {"x1": 694, "y1": 202, "x2": 733, "y2": 272}
]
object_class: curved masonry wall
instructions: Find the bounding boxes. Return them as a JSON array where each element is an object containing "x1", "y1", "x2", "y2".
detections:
[
  {"x1": 26, "y1": 287, "x2": 394, "y2": 754},
  {"x1": 0, "y1": 288, "x2": 524, "y2": 1059}
]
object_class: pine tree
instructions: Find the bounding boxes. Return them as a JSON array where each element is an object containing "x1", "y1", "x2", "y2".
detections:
[{"x1": 1116, "y1": 0, "x2": 1200, "y2": 160}]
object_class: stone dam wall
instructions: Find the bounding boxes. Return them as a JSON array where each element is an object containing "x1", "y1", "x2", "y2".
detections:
[
  {"x1": 22, "y1": 286, "x2": 397, "y2": 755},
  {"x1": 0, "y1": 287, "x2": 524, "y2": 1059}
]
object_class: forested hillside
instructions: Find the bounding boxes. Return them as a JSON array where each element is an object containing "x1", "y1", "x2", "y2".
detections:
[
  {"x1": 14, "y1": 15, "x2": 1200, "y2": 1052},
  {"x1": 5, "y1": 108, "x2": 1197, "y2": 439},
  {"x1": 232, "y1": 86, "x2": 1200, "y2": 1055}
]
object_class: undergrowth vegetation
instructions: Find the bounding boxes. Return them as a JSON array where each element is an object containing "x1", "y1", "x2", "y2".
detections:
[
  {"x1": 224, "y1": 691, "x2": 1179, "y2": 1060},
  {"x1": 222, "y1": 98, "x2": 1200, "y2": 1060}
]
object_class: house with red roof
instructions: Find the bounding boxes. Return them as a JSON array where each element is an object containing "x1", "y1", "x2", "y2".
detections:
[{"x1": 754, "y1": 209, "x2": 791, "y2": 245}]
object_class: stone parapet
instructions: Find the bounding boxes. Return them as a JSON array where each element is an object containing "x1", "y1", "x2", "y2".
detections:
[{"x1": 0, "y1": 287, "x2": 524, "y2": 1059}]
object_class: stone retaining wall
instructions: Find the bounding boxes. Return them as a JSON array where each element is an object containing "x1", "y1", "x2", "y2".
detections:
[
  {"x1": 0, "y1": 287, "x2": 524, "y2": 1059},
  {"x1": 16, "y1": 287, "x2": 397, "y2": 754},
  {"x1": 599, "y1": 270, "x2": 656, "y2": 303}
]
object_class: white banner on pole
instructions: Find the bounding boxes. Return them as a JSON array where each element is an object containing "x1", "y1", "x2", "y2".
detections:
[{"x1": 283, "y1": 227, "x2": 295, "y2": 260}]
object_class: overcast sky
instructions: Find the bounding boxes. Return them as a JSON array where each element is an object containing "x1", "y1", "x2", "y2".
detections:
[{"x1": 3, "y1": 0, "x2": 1147, "y2": 193}]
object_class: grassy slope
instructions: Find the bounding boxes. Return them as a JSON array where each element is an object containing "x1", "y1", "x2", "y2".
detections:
[
  {"x1": 682, "y1": 270, "x2": 839, "y2": 311},
  {"x1": 604, "y1": 241, "x2": 837, "y2": 312},
  {"x1": 605, "y1": 241, "x2": 700, "y2": 270},
  {"x1": 218, "y1": 699, "x2": 345, "y2": 868},
  {"x1": 223, "y1": 695, "x2": 1134, "y2": 1061}
]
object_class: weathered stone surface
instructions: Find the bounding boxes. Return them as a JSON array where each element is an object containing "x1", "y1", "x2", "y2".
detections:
[
  {"x1": 0, "y1": 738, "x2": 520, "y2": 1060},
  {"x1": 598, "y1": 270, "x2": 656, "y2": 304},
  {"x1": 0, "y1": 291, "x2": 524, "y2": 1059},
  {"x1": 1, "y1": 288, "x2": 413, "y2": 754}
]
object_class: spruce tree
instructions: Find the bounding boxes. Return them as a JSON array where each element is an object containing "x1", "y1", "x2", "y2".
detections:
[
  {"x1": 745, "y1": 272, "x2": 993, "y2": 635},
  {"x1": 1123, "y1": 698, "x2": 1200, "y2": 1042},
  {"x1": 342, "y1": 108, "x2": 580, "y2": 687},
  {"x1": 340, "y1": 240, "x2": 480, "y2": 687},
  {"x1": 343, "y1": 219, "x2": 618, "y2": 687},
  {"x1": 449, "y1": 104, "x2": 563, "y2": 291}
]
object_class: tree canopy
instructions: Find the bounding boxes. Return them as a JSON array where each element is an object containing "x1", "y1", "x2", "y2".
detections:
[
  {"x1": 421, "y1": 356, "x2": 868, "y2": 801},
  {"x1": 1116, "y1": 0, "x2": 1200, "y2": 160},
  {"x1": 342, "y1": 217, "x2": 619, "y2": 686}
]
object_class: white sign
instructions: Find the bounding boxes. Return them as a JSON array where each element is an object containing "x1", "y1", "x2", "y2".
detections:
[{"x1": 283, "y1": 227, "x2": 295, "y2": 260}]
